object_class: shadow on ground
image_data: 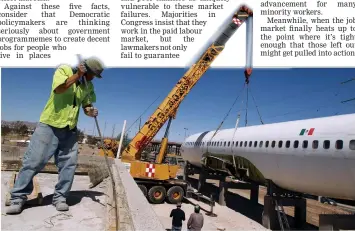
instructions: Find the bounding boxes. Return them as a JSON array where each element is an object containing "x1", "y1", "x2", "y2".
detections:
[
  {"x1": 25, "y1": 190, "x2": 105, "y2": 210},
  {"x1": 187, "y1": 177, "x2": 317, "y2": 230}
]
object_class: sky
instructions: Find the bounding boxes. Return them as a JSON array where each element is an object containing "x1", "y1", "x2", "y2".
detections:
[{"x1": 1, "y1": 67, "x2": 355, "y2": 142}]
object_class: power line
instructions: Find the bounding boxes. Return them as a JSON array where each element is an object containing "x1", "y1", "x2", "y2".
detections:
[
  {"x1": 341, "y1": 78, "x2": 355, "y2": 84},
  {"x1": 124, "y1": 95, "x2": 161, "y2": 137},
  {"x1": 342, "y1": 98, "x2": 355, "y2": 103},
  {"x1": 238, "y1": 78, "x2": 352, "y2": 114},
  {"x1": 340, "y1": 77, "x2": 354, "y2": 103}
]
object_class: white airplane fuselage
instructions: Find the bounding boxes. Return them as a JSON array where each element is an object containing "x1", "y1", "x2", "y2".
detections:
[{"x1": 180, "y1": 113, "x2": 355, "y2": 200}]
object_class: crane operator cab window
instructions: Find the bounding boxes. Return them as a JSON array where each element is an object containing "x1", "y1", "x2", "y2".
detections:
[{"x1": 164, "y1": 156, "x2": 177, "y2": 165}]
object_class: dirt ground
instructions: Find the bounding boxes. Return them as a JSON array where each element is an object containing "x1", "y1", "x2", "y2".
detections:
[{"x1": 152, "y1": 200, "x2": 268, "y2": 231}]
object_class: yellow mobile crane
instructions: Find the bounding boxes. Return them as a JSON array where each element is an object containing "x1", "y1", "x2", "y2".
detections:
[{"x1": 120, "y1": 5, "x2": 253, "y2": 204}]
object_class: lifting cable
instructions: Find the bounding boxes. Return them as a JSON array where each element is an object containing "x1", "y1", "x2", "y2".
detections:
[
  {"x1": 207, "y1": 82, "x2": 247, "y2": 151},
  {"x1": 209, "y1": 12, "x2": 253, "y2": 142},
  {"x1": 248, "y1": 85, "x2": 264, "y2": 125},
  {"x1": 244, "y1": 84, "x2": 249, "y2": 127}
]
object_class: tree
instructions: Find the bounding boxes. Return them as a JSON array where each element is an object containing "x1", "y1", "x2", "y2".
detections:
[
  {"x1": 1, "y1": 125, "x2": 11, "y2": 137},
  {"x1": 12, "y1": 121, "x2": 28, "y2": 135},
  {"x1": 18, "y1": 124, "x2": 28, "y2": 135},
  {"x1": 1, "y1": 125, "x2": 11, "y2": 144}
]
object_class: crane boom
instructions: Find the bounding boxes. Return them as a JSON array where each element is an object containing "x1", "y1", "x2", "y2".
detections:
[{"x1": 121, "y1": 5, "x2": 253, "y2": 162}]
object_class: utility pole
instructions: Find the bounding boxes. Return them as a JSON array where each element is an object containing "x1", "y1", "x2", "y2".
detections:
[
  {"x1": 92, "y1": 122, "x2": 96, "y2": 137},
  {"x1": 139, "y1": 117, "x2": 142, "y2": 131},
  {"x1": 184, "y1": 128, "x2": 188, "y2": 138},
  {"x1": 111, "y1": 124, "x2": 116, "y2": 139},
  {"x1": 103, "y1": 121, "x2": 107, "y2": 138}
]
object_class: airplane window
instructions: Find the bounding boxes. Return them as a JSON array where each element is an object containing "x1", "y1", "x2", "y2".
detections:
[
  {"x1": 224, "y1": 141, "x2": 226, "y2": 146},
  {"x1": 303, "y1": 140, "x2": 308, "y2": 148},
  {"x1": 286, "y1": 140, "x2": 290, "y2": 148},
  {"x1": 254, "y1": 141, "x2": 257, "y2": 147},
  {"x1": 259, "y1": 141, "x2": 263, "y2": 147},
  {"x1": 235, "y1": 141, "x2": 238, "y2": 146},
  {"x1": 240, "y1": 141, "x2": 243, "y2": 147},
  {"x1": 265, "y1": 141, "x2": 269, "y2": 148},
  {"x1": 335, "y1": 140, "x2": 343, "y2": 150},
  {"x1": 312, "y1": 140, "x2": 319, "y2": 149},
  {"x1": 350, "y1": 140, "x2": 355, "y2": 150},
  {"x1": 228, "y1": 141, "x2": 230, "y2": 147},
  {"x1": 294, "y1": 140, "x2": 299, "y2": 148},
  {"x1": 271, "y1": 141, "x2": 276, "y2": 148},
  {"x1": 244, "y1": 141, "x2": 247, "y2": 147},
  {"x1": 232, "y1": 141, "x2": 234, "y2": 146},
  {"x1": 323, "y1": 140, "x2": 330, "y2": 149},
  {"x1": 278, "y1": 141, "x2": 283, "y2": 148},
  {"x1": 249, "y1": 141, "x2": 252, "y2": 147}
]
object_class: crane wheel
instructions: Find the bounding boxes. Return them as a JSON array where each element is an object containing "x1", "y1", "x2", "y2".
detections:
[
  {"x1": 147, "y1": 186, "x2": 166, "y2": 204},
  {"x1": 166, "y1": 186, "x2": 184, "y2": 204},
  {"x1": 138, "y1": 184, "x2": 147, "y2": 197}
]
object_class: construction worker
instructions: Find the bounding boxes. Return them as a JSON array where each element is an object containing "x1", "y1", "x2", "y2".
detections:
[
  {"x1": 187, "y1": 205, "x2": 204, "y2": 231},
  {"x1": 6, "y1": 58, "x2": 104, "y2": 214},
  {"x1": 170, "y1": 202, "x2": 186, "y2": 231}
]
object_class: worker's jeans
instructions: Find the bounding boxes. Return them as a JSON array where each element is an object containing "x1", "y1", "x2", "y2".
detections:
[
  {"x1": 10, "y1": 122, "x2": 78, "y2": 205},
  {"x1": 172, "y1": 226, "x2": 182, "y2": 231}
]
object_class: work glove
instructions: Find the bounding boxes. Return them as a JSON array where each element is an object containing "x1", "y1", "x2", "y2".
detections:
[
  {"x1": 77, "y1": 62, "x2": 87, "y2": 77},
  {"x1": 85, "y1": 106, "x2": 98, "y2": 117}
]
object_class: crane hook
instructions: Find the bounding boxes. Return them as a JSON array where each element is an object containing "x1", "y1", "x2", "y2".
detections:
[{"x1": 244, "y1": 68, "x2": 252, "y2": 84}]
